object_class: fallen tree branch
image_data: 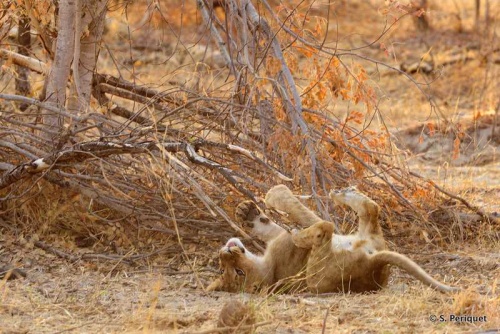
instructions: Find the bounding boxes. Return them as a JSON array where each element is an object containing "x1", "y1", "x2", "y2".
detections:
[
  {"x1": 0, "y1": 139, "x2": 265, "y2": 217},
  {"x1": 2, "y1": 126, "x2": 282, "y2": 203},
  {"x1": 34, "y1": 240, "x2": 78, "y2": 262},
  {"x1": 93, "y1": 73, "x2": 182, "y2": 105},
  {"x1": 0, "y1": 48, "x2": 49, "y2": 74},
  {"x1": 97, "y1": 83, "x2": 173, "y2": 115},
  {"x1": 0, "y1": 141, "x2": 156, "y2": 190}
]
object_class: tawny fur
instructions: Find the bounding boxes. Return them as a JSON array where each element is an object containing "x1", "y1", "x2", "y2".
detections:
[
  {"x1": 293, "y1": 187, "x2": 459, "y2": 293},
  {"x1": 206, "y1": 235, "x2": 309, "y2": 293},
  {"x1": 264, "y1": 185, "x2": 323, "y2": 226},
  {"x1": 234, "y1": 200, "x2": 284, "y2": 243},
  {"x1": 329, "y1": 186, "x2": 386, "y2": 253},
  {"x1": 209, "y1": 188, "x2": 315, "y2": 293}
]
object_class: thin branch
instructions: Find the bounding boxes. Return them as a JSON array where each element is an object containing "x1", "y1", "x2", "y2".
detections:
[
  {"x1": 34, "y1": 240, "x2": 135, "y2": 265},
  {"x1": 409, "y1": 171, "x2": 499, "y2": 225},
  {"x1": 97, "y1": 83, "x2": 173, "y2": 115},
  {"x1": 0, "y1": 94, "x2": 86, "y2": 122},
  {"x1": 0, "y1": 141, "x2": 155, "y2": 190},
  {"x1": 196, "y1": 0, "x2": 234, "y2": 73}
]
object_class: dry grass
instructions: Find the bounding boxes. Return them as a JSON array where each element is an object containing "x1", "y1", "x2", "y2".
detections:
[{"x1": 1, "y1": 0, "x2": 500, "y2": 332}]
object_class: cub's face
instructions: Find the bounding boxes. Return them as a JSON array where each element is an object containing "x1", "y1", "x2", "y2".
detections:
[{"x1": 211, "y1": 245, "x2": 260, "y2": 293}]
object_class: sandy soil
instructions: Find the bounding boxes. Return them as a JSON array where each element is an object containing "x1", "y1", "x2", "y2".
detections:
[{"x1": 1, "y1": 238, "x2": 498, "y2": 333}]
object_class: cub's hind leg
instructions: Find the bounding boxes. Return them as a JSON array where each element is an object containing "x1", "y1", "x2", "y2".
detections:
[
  {"x1": 329, "y1": 186, "x2": 383, "y2": 239},
  {"x1": 235, "y1": 200, "x2": 285, "y2": 243},
  {"x1": 264, "y1": 185, "x2": 323, "y2": 227}
]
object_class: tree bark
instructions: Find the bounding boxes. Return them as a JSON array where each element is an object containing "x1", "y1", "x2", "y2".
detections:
[
  {"x1": 67, "y1": 0, "x2": 107, "y2": 113},
  {"x1": 44, "y1": 0, "x2": 77, "y2": 136},
  {"x1": 475, "y1": 0, "x2": 480, "y2": 30},
  {"x1": 15, "y1": 14, "x2": 31, "y2": 111}
]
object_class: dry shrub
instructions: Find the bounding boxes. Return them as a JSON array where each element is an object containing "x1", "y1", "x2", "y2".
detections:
[{"x1": 0, "y1": 0, "x2": 498, "y2": 258}]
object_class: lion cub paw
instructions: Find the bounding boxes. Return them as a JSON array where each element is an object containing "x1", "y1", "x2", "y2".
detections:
[
  {"x1": 235, "y1": 201, "x2": 285, "y2": 242},
  {"x1": 235, "y1": 201, "x2": 269, "y2": 228}
]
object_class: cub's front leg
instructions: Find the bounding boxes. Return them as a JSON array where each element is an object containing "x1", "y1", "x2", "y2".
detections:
[{"x1": 235, "y1": 200, "x2": 285, "y2": 243}]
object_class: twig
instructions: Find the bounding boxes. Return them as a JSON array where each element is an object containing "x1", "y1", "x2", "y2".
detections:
[
  {"x1": 0, "y1": 94, "x2": 85, "y2": 122},
  {"x1": 196, "y1": 0, "x2": 233, "y2": 73},
  {"x1": 162, "y1": 142, "x2": 258, "y2": 202},
  {"x1": 34, "y1": 240, "x2": 137, "y2": 265},
  {"x1": 321, "y1": 308, "x2": 329, "y2": 334},
  {"x1": 0, "y1": 265, "x2": 27, "y2": 280},
  {"x1": 409, "y1": 171, "x2": 499, "y2": 225},
  {"x1": 34, "y1": 240, "x2": 78, "y2": 262},
  {"x1": 52, "y1": 322, "x2": 121, "y2": 334},
  {"x1": 297, "y1": 292, "x2": 339, "y2": 298},
  {"x1": 129, "y1": 268, "x2": 217, "y2": 275},
  {"x1": 205, "y1": 141, "x2": 292, "y2": 181}
]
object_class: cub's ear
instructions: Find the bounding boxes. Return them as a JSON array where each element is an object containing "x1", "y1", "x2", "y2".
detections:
[{"x1": 206, "y1": 278, "x2": 223, "y2": 292}]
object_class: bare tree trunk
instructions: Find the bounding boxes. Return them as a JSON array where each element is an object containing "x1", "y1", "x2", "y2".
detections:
[
  {"x1": 44, "y1": 0, "x2": 76, "y2": 135},
  {"x1": 42, "y1": 0, "x2": 107, "y2": 139},
  {"x1": 67, "y1": 0, "x2": 107, "y2": 113},
  {"x1": 15, "y1": 14, "x2": 31, "y2": 111},
  {"x1": 475, "y1": 0, "x2": 480, "y2": 30},
  {"x1": 484, "y1": 0, "x2": 490, "y2": 31}
]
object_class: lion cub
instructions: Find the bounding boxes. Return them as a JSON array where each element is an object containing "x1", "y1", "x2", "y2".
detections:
[
  {"x1": 208, "y1": 185, "x2": 321, "y2": 293},
  {"x1": 207, "y1": 235, "x2": 309, "y2": 293},
  {"x1": 292, "y1": 187, "x2": 459, "y2": 293}
]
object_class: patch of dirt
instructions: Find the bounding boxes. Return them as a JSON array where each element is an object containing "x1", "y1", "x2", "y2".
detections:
[{"x1": 1, "y1": 233, "x2": 499, "y2": 333}]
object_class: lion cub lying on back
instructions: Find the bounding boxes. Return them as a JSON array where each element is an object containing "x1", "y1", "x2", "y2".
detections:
[
  {"x1": 208, "y1": 185, "x2": 459, "y2": 294},
  {"x1": 292, "y1": 187, "x2": 459, "y2": 293},
  {"x1": 207, "y1": 185, "x2": 320, "y2": 293}
]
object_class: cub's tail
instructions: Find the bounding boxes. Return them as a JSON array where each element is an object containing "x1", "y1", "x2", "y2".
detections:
[{"x1": 370, "y1": 251, "x2": 460, "y2": 293}]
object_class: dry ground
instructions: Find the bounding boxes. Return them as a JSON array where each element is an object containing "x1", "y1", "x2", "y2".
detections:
[
  {"x1": 1, "y1": 0, "x2": 500, "y2": 333},
  {"x1": 1, "y1": 236, "x2": 498, "y2": 333}
]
